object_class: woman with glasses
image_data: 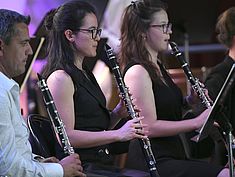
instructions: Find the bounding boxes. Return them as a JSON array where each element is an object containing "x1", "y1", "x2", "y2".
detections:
[
  {"x1": 119, "y1": 0, "x2": 230, "y2": 176},
  {"x1": 42, "y1": 0, "x2": 148, "y2": 176}
]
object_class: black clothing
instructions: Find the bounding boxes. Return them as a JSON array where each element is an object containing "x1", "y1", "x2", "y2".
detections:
[
  {"x1": 200, "y1": 56, "x2": 235, "y2": 165},
  {"x1": 205, "y1": 56, "x2": 235, "y2": 134},
  {"x1": 65, "y1": 64, "x2": 113, "y2": 164},
  {"x1": 183, "y1": 56, "x2": 235, "y2": 162},
  {"x1": 63, "y1": 64, "x2": 149, "y2": 177},
  {"x1": 124, "y1": 62, "x2": 224, "y2": 177}
]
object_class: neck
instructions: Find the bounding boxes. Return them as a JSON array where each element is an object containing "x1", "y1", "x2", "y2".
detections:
[
  {"x1": 145, "y1": 44, "x2": 158, "y2": 64},
  {"x1": 0, "y1": 63, "x2": 11, "y2": 78},
  {"x1": 74, "y1": 54, "x2": 84, "y2": 70}
]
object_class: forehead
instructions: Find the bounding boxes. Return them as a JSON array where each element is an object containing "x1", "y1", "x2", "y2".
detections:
[
  {"x1": 13, "y1": 23, "x2": 30, "y2": 41},
  {"x1": 81, "y1": 13, "x2": 98, "y2": 28},
  {"x1": 151, "y1": 10, "x2": 169, "y2": 24}
]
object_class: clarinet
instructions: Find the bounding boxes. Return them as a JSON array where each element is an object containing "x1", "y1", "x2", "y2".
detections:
[
  {"x1": 37, "y1": 73, "x2": 75, "y2": 155},
  {"x1": 104, "y1": 44, "x2": 160, "y2": 177},
  {"x1": 169, "y1": 41, "x2": 235, "y2": 176},
  {"x1": 169, "y1": 41, "x2": 230, "y2": 142},
  {"x1": 169, "y1": 41, "x2": 214, "y2": 139},
  {"x1": 169, "y1": 41, "x2": 213, "y2": 108}
]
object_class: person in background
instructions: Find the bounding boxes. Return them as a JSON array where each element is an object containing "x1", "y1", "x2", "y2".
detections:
[
  {"x1": 203, "y1": 6, "x2": 235, "y2": 165},
  {"x1": 101, "y1": 0, "x2": 132, "y2": 53},
  {"x1": 0, "y1": 9, "x2": 85, "y2": 177},
  {"x1": 94, "y1": 0, "x2": 132, "y2": 108},
  {"x1": 42, "y1": 0, "x2": 148, "y2": 176},
  {"x1": 118, "y1": 0, "x2": 232, "y2": 176},
  {"x1": 205, "y1": 6, "x2": 235, "y2": 132}
]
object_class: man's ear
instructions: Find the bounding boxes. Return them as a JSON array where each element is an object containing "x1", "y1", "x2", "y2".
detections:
[{"x1": 64, "y1": 29, "x2": 75, "y2": 43}]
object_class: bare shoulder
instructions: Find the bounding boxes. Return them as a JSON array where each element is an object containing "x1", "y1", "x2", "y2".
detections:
[
  {"x1": 47, "y1": 70, "x2": 73, "y2": 85},
  {"x1": 47, "y1": 70, "x2": 74, "y2": 94},
  {"x1": 125, "y1": 64, "x2": 151, "y2": 80}
]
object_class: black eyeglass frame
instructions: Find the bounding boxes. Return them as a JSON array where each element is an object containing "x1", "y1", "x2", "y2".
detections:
[
  {"x1": 149, "y1": 23, "x2": 172, "y2": 34},
  {"x1": 76, "y1": 28, "x2": 102, "y2": 39}
]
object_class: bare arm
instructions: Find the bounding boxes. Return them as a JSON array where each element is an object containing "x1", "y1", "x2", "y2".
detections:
[
  {"x1": 47, "y1": 70, "x2": 146, "y2": 148},
  {"x1": 124, "y1": 65, "x2": 209, "y2": 138}
]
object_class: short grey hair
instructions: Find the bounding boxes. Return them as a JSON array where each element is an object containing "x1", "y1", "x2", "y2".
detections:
[{"x1": 0, "y1": 9, "x2": 30, "y2": 44}]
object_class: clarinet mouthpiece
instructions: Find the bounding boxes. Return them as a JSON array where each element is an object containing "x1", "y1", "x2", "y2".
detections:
[
  {"x1": 169, "y1": 41, "x2": 181, "y2": 55},
  {"x1": 169, "y1": 41, "x2": 177, "y2": 48}
]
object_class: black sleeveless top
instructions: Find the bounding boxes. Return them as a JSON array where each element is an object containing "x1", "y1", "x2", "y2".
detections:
[
  {"x1": 66, "y1": 64, "x2": 110, "y2": 131},
  {"x1": 124, "y1": 61, "x2": 186, "y2": 159},
  {"x1": 64, "y1": 64, "x2": 113, "y2": 162}
]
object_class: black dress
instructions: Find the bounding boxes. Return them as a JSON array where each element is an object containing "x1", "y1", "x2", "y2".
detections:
[
  {"x1": 62, "y1": 64, "x2": 149, "y2": 177},
  {"x1": 124, "y1": 62, "x2": 224, "y2": 177}
]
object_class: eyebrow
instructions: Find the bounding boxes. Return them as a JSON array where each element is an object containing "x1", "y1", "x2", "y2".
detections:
[
  {"x1": 86, "y1": 26, "x2": 99, "y2": 29},
  {"x1": 20, "y1": 38, "x2": 30, "y2": 43}
]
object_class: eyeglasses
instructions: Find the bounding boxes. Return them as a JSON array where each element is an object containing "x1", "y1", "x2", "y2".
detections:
[
  {"x1": 149, "y1": 23, "x2": 172, "y2": 34},
  {"x1": 77, "y1": 28, "x2": 102, "y2": 39}
]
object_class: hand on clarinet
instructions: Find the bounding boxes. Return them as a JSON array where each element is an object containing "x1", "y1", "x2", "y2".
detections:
[
  {"x1": 111, "y1": 91, "x2": 141, "y2": 120},
  {"x1": 59, "y1": 153, "x2": 86, "y2": 177},
  {"x1": 116, "y1": 116, "x2": 148, "y2": 141},
  {"x1": 111, "y1": 98, "x2": 129, "y2": 119},
  {"x1": 186, "y1": 83, "x2": 213, "y2": 106}
]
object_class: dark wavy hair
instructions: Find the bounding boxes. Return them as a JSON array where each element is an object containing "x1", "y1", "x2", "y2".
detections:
[
  {"x1": 216, "y1": 7, "x2": 235, "y2": 48},
  {"x1": 0, "y1": 9, "x2": 30, "y2": 45},
  {"x1": 118, "y1": 0, "x2": 167, "y2": 81},
  {"x1": 42, "y1": 0, "x2": 96, "y2": 78}
]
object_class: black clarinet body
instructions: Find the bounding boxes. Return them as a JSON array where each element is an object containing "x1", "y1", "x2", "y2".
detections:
[
  {"x1": 169, "y1": 42, "x2": 235, "y2": 175},
  {"x1": 105, "y1": 44, "x2": 160, "y2": 177},
  {"x1": 37, "y1": 73, "x2": 75, "y2": 156},
  {"x1": 169, "y1": 41, "x2": 212, "y2": 108}
]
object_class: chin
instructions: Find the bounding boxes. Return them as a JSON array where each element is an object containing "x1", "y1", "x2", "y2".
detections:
[
  {"x1": 90, "y1": 52, "x2": 97, "y2": 57},
  {"x1": 161, "y1": 45, "x2": 168, "y2": 52},
  {"x1": 18, "y1": 70, "x2": 26, "y2": 76}
]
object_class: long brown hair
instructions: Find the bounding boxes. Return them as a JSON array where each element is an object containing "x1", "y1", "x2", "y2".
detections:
[
  {"x1": 42, "y1": 0, "x2": 96, "y2": 78},
  {"x1": 119, "y1": 0, "x2": 167, "y2": 81}
]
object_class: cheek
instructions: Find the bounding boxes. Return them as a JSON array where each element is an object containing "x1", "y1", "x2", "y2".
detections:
[
  {"x1": 16, "y1": 50, "x2": 24, "y2": 61},
  {"x1": 75, "y1": 40, "x2": 96, "y2": 57},
  {"x1": 147, "y1": 38, "x2": 160, "y2": 51},
  {"x1": 148, "y1": 34, "x2": 166, "y2": 51}
]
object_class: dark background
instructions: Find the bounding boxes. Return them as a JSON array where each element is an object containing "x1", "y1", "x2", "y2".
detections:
[
  {"x1": 164, "y1": 0, "x2": 235, "y2": 45},
  {"x1": 163, "y1": 0, "x2": 235, "y2": 68},
  {"x1": 14, "y1": 0, "x2": 235, "y2": 86}
]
